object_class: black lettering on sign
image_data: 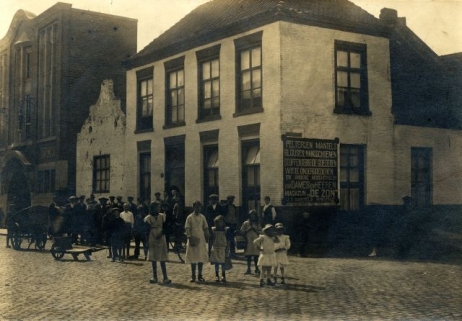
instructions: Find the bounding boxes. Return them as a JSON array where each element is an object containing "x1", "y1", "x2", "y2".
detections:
[{"x1": 282, "y1": 136, "x2": 339, "y2": 206}]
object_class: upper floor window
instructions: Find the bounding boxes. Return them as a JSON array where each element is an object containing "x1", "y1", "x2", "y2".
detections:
[
  {"x1": 164, "y1": 56, "x2": 185, "y2": 127},
  {"x1": 136, "y1": 67, "x2": 153, "y2": 131},
  {"x1": 235, "y1": 31, "x2": 263, "y2": 115},
  {"x1": 334, "y1": 41, "x2": 369, "y2": 115},
  {"x1": 93, "y1": 155, "x2": 110, "y2": 193},
  {"x1": 196, "y1": 45, "x2": 221, "y2": 121}
]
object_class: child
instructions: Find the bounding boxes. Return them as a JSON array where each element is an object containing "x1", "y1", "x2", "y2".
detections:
[
  {"x1": 144, "y1": 202, "x2": 171, "y2": 284},
  {"x1": 273, "y1": 223, "x2": 290, "y2": 284},
  {"x1": 253, "y1": 224, "x2": 278, "y2": 287},
  {"x1": 185, "y1": 201, "x2": 209, "y2": 282},
  {"x1": 240, "y1": 210, "x2": 261, "y2": 275},
  {"x1": 209, "y1": 215, "x2": 229, "y2": 282}
]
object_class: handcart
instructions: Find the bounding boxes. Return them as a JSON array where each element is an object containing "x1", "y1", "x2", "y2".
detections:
[{"x1": 50, "y1": 236, "x2": 106, "y2": 261}]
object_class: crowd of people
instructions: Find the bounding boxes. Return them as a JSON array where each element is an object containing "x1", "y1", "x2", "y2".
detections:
[{"x1": 44, "y1": 190, "x2": 291, "y2": 287}]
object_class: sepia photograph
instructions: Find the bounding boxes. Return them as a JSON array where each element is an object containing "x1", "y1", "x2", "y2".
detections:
[{"x1": 0, "y1": 0, "x2": 461, "y2": 320}]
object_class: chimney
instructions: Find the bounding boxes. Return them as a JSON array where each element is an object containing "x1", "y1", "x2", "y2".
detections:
[{"x1": 380, "y1": 8, "x2": 398, "y2": 25}]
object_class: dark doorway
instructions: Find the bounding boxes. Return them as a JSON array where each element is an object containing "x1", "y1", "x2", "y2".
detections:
[
  {"x1": 165, "y1": 140, "x2": 185, "y2": 198},
  {"x1": 7, "y1": 170, "x2": 31, "y2": 214}
]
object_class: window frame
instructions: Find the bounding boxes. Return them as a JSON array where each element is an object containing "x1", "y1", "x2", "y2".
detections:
[
  {"x1": 93, "y1": 155, "x2": 110, "y2": 193},
  {"x1": 139, "y1": 152, "x2": 151, "y2": 203},
  {"x1": 136, "y1": 67, "x2": 154, "y2": 132},
  {"x1": 334, "y1": 40, "x2": 370, "y2": 115},
  {"x1": 234, "y1": 31, "x2": 264, "y2": 116},
  {"x1": 196, "y1": 45, "x2": 221, "y2": 122},
  {"x1": 242, "y1": 140, "x2": 261, "y2": 213},
  {"x1": 203, "y1": 144, "x2": 219, "y2": 203},
  {"x1": 164, "y1": 56, "x2": 186, "y2": 128},
  {"x1": 340, "y1": 144, "x2": 365, "y2": 211}
]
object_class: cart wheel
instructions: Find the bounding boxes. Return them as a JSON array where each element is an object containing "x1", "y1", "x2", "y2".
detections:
[
  {"x1": 51, "y1": 244, "x2": 65, "y2": 259},
  {"x1": 12, "y1": 234, "x2": 23, "y2": 250}
]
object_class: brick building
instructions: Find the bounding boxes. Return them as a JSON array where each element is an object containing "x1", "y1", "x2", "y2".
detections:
[
  {"x1": 77, "y1": 0, "x2": 462, "y2": 231},
  {"x1": 0, "y1": 2, "x2": 137, "y2": 219}
]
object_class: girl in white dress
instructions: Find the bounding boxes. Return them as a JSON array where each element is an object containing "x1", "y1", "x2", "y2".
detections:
[
  {"x1": 253, "y1": 224, "x2": 278, "y2": 287},
  {"x1": 209, "y1": 215, "x2": 229, "y2": 282},
  {"x1": 273, "y1": 223, "x2": 290, "y2": 284},
  {"x1": 185, "y1": 201, "x2": 209, "y2": 282},
  {"x1": 144, "y1": 203, "x2": 171, "y2": 284}
]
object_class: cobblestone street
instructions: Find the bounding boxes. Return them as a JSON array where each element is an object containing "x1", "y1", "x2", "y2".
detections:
[{"x1": 0, "y1": 234, "x2": 461, "y2": 321}]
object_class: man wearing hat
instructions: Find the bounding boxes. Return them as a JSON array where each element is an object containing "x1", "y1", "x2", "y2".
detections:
[
  {"x1": 74, "y1": 195, "x2": 87, "y2": 244},
  {"x1": 224, "y1": 195, "x2": 238, "y2": 257},
  {"x1": 64, "y1": 196, "x2": 78, "y2": 242},
  {"x1": 127, "y1": 196, "x2": 138, "y2": 215},
  {"x1": 95, "y1": 197, "x2": 110, "y2": 245},
  {"x1": 108, "y1": 196, "x2": 116, "y2": 208},
  {"x1": 205, "y1": 194, "x2": 223, "y2": 256}
]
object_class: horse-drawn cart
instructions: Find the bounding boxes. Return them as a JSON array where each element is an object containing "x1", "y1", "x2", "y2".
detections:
[{"x1": 7, "y1": 206, "x2": 49, "y2": 251}]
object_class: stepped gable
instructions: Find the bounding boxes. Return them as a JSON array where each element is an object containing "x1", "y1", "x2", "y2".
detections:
[{"x1": 125, "y1": 0, "x2": 383, "y2": 68}]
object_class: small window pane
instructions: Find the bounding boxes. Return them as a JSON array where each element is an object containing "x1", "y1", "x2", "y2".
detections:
[
  {"x1": 171, "y1": 91, "x2": 178, "y2": 106},
  {"x1": 351, "y1": 90, "x2": 360, "y2": 108},
  {"x1": 202, "y1": 62, "x2": 210, "y2": 80},
  {"x1": 252, "y1": 47, "x2": 261, "y2": 67},
  {"x1": 171, "y1": 106, "x2": 178, "y2": 123},
  {"x1": 349, "y1": 168, "x2": 359, "y2": 182},
  {"x1": 242, "y1": 71, "x2": 251, "y2": 91},
  {"x1": 212, "y1": 97, "x2": 220, "y2": 108},
  {"x1": 204, "y1": 82, "x2": 211, "y2": 99},
  {"x1": 253, "y1": 88, "x2": 262, "y2": 99},
  {"x1": 212, "y1": 80, "x2": 219, "y2": 97},
  {"x1": 252, "y1": 69, "x2": 261, "y2": 88},
  {"x1": 350, "y1": 73, "x2": 361, "y2": 89},
  {"x1": 337, "y1": 88, "x2": 347, "y2": 106},
  {"x1": 241, "y1": 50, "x2": 250, "y2": 70},
  {"x1": 211, "y1": 60, "x2": 219, "y2": 78},
  {"x1": 178, "y1": 88, "x2": 184, "y2": 105},
  {"x1": 170, "y1": 72, "x2": 176, "y2": 87},
  {"x1": 177, "y1": 70, "x2": 184, "y2": 86},
  {"x1": 350, "y1": 52, "x2": 361, "y2": 69},
  {"x1": 340, "y1": 168, "x2": 348, "y2": 182},
  {"x1": 147, "y1": 79, "x2": 153, "y2": 95},
  {"x1": 247, "y1": 167, "x2": 255, "y2": 186},
  {"x1": 178, "y1": 105, "x2": 185, "y2": 122},
  {"x1": 337, "y1": 51, "x2": 348, "y2": 67},
  {"x1": 337, "y1": 71, "x2": 348, "y2": 87}
]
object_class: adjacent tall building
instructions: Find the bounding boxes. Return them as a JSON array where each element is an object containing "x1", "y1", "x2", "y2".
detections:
[
  {"x1": 76, "y1": 0, "x2": 462, "y2": 229},
  {"x1": 0, "y1": 2, "x2": 137, "y2": 218}
]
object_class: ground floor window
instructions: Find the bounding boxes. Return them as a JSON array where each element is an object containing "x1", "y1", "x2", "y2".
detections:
[
  {"x1": 139, "y1": 152, "x2": 151, "y2": 203},
  {"x1": 93, "y1": 155, "x2": 110, "y2": 193},
  {"x1": 242, "y1": 140, "x2": 260, "y2": 213},
  {"x1": 411, "y1": 147, "x2": 432, "y2": 207},
  {"x1": 36, "y1": 169, "x2": 56, "y2": 193},
  {"x1": 340, "y1": 144, "x2": 365, "y2": 210},
  {"x1": 203, "y1": 145, "x2": 219, "y2": 203}
]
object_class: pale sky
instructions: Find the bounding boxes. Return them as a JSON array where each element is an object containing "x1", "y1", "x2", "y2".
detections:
[{"x1": 1, "y1": 0, "x2": 461, "y2": 56}]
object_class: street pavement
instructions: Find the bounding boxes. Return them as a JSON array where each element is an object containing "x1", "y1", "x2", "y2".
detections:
[{"x1": 0, "y1": 234, "x2": 461, "y2": 321}]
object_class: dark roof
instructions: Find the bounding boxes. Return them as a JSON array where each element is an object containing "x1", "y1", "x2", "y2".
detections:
[{"x1": 125, "y1": 0, "x2": 384, "y2": 68}]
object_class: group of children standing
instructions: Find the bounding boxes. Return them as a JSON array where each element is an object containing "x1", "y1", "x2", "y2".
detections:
[{"x1": 143, "y1": 201, "x2": 291, "y2": 287}]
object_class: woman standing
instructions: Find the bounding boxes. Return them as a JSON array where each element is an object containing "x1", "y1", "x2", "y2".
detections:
[
  {"x1": 185, "y1": 201, "x2": 209, "y2": 282},
  {"x1": 144, "y1": 202, "x2": 171, "y2": 284}
]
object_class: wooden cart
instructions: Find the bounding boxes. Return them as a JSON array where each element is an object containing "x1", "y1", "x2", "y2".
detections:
[{"x1": 50, "y1": 236, "x2": 106, "y2": 261}]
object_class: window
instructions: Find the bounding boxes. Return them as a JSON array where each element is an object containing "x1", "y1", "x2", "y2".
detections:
[
  {"x1": 136, "y1": 67, "x2": 153, "y2": 131},
  {"x1": 340, "y1": 145, "x2": 365, "y2": 210},
  {"x1": 38, "y1": 22, "x2": 58, "y2": 138},
  {"x1": 93, "y1": 155, "x2": 110, "y2": 193},
  {"x1": 204, "y1": 145, "x2": 219, "y2": 201},
  {"x1": 235, "y1": 31, "x2": 263, "y2": 115},
  {"x1": 197, "y1": 45, "x2": 221, "y2": 121},
  {"x1": 165, "y1": 56, "x2": 185, "y2": 127},
  {"x1": 139, "y1": 152, "x2": 151, "y2": 203},
  {"x1": 36, "y1": 169, "x2": 56, "y2": 193},
  {"x1": 242, "y1": 141, "x2": 261, "y2": 212},
  {"x1": 411, "y1": 148, "x2": 432, "y2": 207},
  {"x1": 199, "y1": 59, "x2": 220, "y2": 119},
  {"x1": 334, "y1": 41, "x2": 369, "y2": 115}
]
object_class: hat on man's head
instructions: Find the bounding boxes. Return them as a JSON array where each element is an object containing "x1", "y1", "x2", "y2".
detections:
[
  {"x1": 154, "y1": 192, "x2": 161, "y2": 196},
  {"x1": 275, "y1": 223, "x2": 284, "y2": 230},
  {"x1": 99, "y1": 197, "x2": 109, "y2": 201},
  {"x1": 209, "y1": 194, "x2": 219, "y2": 199},
  {"x1": 68, "y1": 196, "x2": 78, "y2": 201},
  {"x1": 79, "y1": 195, "x2": 85, "y2": 199},
  {"x1": 127, "y1": 196, "x2": 134, "y2": 201},
  {"x1": 137, "y1": 196, "x2": 144, "y2": 202},
  {"x1": 109, "y1": 196, "x2": 115, "y2": 199},
  {"x1": 262, "y1": 224, "x2": 274, "y2": 232},
  {"x1": 227, "y1": 195, "x2": 235, "y2": 200},
  {"x1": 402, "y1": 195, "x2": 413, "y2": 202},
  {"x1": 116, "y1": 196, "x2": 123, "y2": 200}
]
